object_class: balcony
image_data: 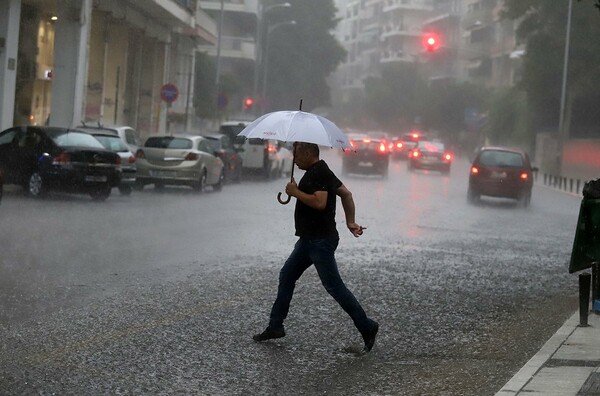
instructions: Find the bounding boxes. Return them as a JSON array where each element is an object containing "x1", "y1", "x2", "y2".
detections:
[
  {"x1": 380, "y1": 50, "x2": 414, "y2": 63},
  {"x1": 199, "y1": 0, "x2": 258, "y2": 15},
  {"x1": 380, "y1": 24, "x2": 420, "y2": 40},
  {"x1": 126, "y1": 0, "x2": 196, "y2": 28},
  {"x1": 382, "y1": 0, "x2": 433, "y2": 13},
  {"x1": 198, "y1": 36, "x2": 255, "y2": 60}
]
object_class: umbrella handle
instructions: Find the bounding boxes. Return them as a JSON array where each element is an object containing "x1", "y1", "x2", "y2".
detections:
[
  {"x1": 277, "y1": 192, "x2": 291, "y2": 205},
  {"x1": 277, "y1": 143, "x2": 296, "y2": 205}
]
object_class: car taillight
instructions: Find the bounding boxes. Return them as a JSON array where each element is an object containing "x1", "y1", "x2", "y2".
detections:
[
  {"x1": 136, "y1": 149, "x2": 145, "y2": 159},
  {"x1": 520, "y1": 172, "x2": 529, "y2": 180},
  {"x1": 396, "y1": 142, "x2": 403, "y2": 149},
  {"x1": 363, "y1": 138, "x2": 371, "y2": 143},
  {"x1": 266, "y1": 144, "x2": 278, "y2": 154},
  {"x1": 52, "y1": 152, "x2": 71, "y2": 165},
  {"x1": 444, "y1": 153, "x2": 452, "y2": 161},
  {"x1": 411, "y1": 150, "x2": 420, "y2": 158},
  {"x1": 471, "y1": 166, "x2": 479, "y2": 174},
  {"x1": 185, "y1": 152, "x2": 199, "y2": 161},
  {"x1": 128, "y1": 155, "x2": 136, "y2": 164},
  {"x1": 379, "y1": 143, "x2": 386, "y2": 153}
]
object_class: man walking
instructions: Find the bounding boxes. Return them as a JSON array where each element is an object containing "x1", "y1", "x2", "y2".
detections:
[{"x1": 253, "y1": 142, "x2": 379, "y2": 352}]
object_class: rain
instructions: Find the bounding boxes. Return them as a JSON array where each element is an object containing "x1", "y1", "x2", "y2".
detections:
[{"x1": 0, "y1": 0, "x2": 599, "y2": 395}]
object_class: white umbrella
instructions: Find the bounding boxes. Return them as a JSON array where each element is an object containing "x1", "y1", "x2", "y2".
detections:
[
  {"x1": 238, "y1": 110, "x2": 351, "y2": 150},
  {"x1": 237, "y1": 106, "x2": 351, "y2": 204}
]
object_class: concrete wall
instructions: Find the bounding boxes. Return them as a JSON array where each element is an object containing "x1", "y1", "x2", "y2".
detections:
[{"x1": 535, "y1": 133, "x2": 600, "y2": 183}]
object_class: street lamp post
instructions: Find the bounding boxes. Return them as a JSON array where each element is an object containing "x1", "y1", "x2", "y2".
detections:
[
  {"x1": 253, "y1": 2, "x2": 291, "y2": 115},
  {"x1": 557, "y1": 0, "x2": 573, "y2": 175},
  {"x1": 261, "y1": 20, "x2": 296, "y2": 114}
]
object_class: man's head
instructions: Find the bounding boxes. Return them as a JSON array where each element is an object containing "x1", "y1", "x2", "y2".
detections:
[{"x1": 293, "y1": 142, "x2": 320, "y2": 170}]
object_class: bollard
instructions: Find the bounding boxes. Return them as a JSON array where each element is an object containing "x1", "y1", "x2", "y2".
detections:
[
  {"x1": 579, "y1": 272, "x2": 591, "y2": 326},
  {"x1": 570, "y1": 179, "x2": 574, "y2": 193},
  {"x1": 544, "y1": 173, "x2": 548, "y2": 185},
  {"x1": 577, "y1": 180, "x2": 581, "y2": 195}
]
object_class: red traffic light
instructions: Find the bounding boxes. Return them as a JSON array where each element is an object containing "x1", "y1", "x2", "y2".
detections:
[
  {"x1": 422, "y1": 32, "x2": 441, "y2": 52},
  {"x1": 243, "y1": 97, "x2": 254, "y2": 109}
]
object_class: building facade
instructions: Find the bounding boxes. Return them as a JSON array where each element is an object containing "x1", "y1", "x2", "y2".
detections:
[{"x1": 0, "y1": 0, "x2": 217, "y2": 138}]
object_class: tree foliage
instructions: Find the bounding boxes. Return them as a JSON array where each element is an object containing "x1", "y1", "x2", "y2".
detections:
[
  {"x1": 262, "y1": 0, "x2": 346, "y2": 112},
  {"x1": 502, "y1": 0, "x2": 600, "y2": 137}
]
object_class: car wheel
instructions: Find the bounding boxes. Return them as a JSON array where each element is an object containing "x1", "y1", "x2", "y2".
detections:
[
  {"x1": 192, "y1": 170, "x2": 207, "y2": 192},
  {"x1": 27, "y1": 171, "x2": 46, "y2": 198},
  {"x1": 467, "y1": 185, "x2": 480, "y2": 204},
  {"x1": 133, "y1": 181, "x2": 145, "y2": 191},
  {"x1": 442, "y1": 166, "x2": 451, "y2": 175},
  {"x1": 407, "y1": 162, "x2": 414, "y2": 172},
  {"x1": 234, "y1": 166, "x2": 243, "y2": 183},
  {"x1": 119, "y1": 185, "x2": 133, "y2": 195},
  {"x1": 519, "y1": 190, "x2": 532, "y2": 208},
  {"x1": 213, "y1": 170, "x2": 224, "y2": 192},
  {"x1": 90, "y1": 185, "x2": 111, "y2": 201}
]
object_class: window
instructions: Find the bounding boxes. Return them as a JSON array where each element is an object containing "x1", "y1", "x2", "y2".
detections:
[
  {"x1": 124, "y1": 129, "x2": 140, "y2": 145},
  {"x1": 47, "y1": 130, "x2": 105, "y2": 148},
  {"x1": 479, "y1": 150, "x2": 524, "y2": 167},
  {"x1": 197, "y1": 140, "x2": 211, "y2": 153},
  {"x1": 94, "y1": 135, "x2": 129, "y2": 152},
  {"x1": 0, "y1": 129, "x2": 18, "y2": 145},
  {"x1": 145, "y1": 137, "x2": 193, "y2": 149}
]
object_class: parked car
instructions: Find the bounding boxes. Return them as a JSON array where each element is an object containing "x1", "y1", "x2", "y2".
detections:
[
  {"x1": 202, "y1": 133, "x2": 243, "y2": 183},
  {"x1": 277, "y1": 142, "x2": 295, "y2": 177},
  {"x1": 342, "y1": 134, "x2": 390, "y2": 177},
  {"x1": 81, "y1": 130, "x2": 137, "y2": 195},
  {"x1": 0, "y1": 126, "x2": 121, "y2": 200},
  {"x1": 407, "y1": 140, "x2": 453, "y2": 174},
  {"x1": 0, "y1": 167, "x2": 3, "y2": 204},
  {"x1": 77, "y1": 124, "x2": 142, "y2": 153},
  {"x1": 391, "y1": 132, "x2": 423, "y2": 159},
  {"x1": 219, "y1": 121, "x2": 283, "y2": 179},
  {"x1": 134, "y1": 135, "x2": 224, "y2": 192},
  {"x1": 468, "y1": 146, "x2": 537, "y2": 207}
]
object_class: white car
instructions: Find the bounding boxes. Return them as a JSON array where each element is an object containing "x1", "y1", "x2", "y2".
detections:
[
  {"x1": 77, "y1": 124, "x2": 142, "y2": 153},
  {"x1": 219, "y1": 121, "x2": 283, "y2": 179}
]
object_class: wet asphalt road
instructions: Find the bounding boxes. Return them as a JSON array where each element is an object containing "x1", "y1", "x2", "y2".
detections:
[{"x1": 0, "y1": 151, "x2": 582, "y2": 395}]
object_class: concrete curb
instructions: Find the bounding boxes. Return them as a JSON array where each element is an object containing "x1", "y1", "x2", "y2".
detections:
[{"x1": 495, "y1": 311, "x2": 579, "y2": 395}]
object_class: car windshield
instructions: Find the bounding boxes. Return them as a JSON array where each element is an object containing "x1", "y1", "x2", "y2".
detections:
[
  {"x1": 479, "y1": 150, "x2": 524, "y2": 167},
  {"x1": 145, "y1": 137, "x2": 193, "y2": 149},
  {"x1": 46, "y1": 130, "x2": 105, "y2": 149},
  {"x1": 92, "y1": 135, "x2": 129, "y2": 152}
]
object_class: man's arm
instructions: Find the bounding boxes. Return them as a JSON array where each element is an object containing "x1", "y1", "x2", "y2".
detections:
[
  {"x1": 336, "y1": 184, "x2": 364, "y2": 237},
  {"x1": 285, "y1": 178, "x2": 327, "y2": 210}
]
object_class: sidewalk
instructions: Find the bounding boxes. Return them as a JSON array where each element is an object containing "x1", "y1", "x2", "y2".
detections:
[{"x1": 496, "y1": 310, "x2": 600, "y2": 395}]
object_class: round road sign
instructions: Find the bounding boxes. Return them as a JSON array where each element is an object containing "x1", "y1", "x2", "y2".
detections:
[{"x1": 160, "y1": 83, "x2": 179, "y2": 104}]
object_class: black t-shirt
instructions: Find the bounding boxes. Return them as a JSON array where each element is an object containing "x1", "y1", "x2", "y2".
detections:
[{"x1": 294, "y1": 160, "x2": 343, "y2": 239}]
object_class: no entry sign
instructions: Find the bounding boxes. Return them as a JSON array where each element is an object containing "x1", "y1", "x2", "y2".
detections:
[{"x1": 160, "y1": 83, "x2": 179, "y2": 104}]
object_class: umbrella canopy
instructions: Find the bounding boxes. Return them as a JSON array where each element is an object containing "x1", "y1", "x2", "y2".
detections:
[{"x1": 237, "y1": 111, "x2": 351, "y2": 150}]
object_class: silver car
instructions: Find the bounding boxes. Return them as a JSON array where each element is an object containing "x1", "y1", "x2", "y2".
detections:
[
  {"x1": 135, "y1": 135, "x2": 224, "y2": 192},
  {"x1": 86, "y1": 132, "x2": 137, "y2": 195}
]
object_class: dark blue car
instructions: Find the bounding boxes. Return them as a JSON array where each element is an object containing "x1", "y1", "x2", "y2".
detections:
[{"x1": 0, "y1": 126, "x2": 122, "y2": 200}]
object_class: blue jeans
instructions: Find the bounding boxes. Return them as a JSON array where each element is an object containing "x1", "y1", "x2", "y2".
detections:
[{"x1": 268, "y1": 238, "x2": 373, "y2": 334}]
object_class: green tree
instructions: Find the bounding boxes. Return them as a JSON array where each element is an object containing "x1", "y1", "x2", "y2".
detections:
[
  {"x1": 363, "y1": 63, "x2": 428, "y2": 132},
  {"x1": 193, "y1": 52, "x2": 242, "y2": 119},
  {"x1": 262, "y1": 0, "x2": 346, "y2": 112},
  {"x1": 502, "y1": 0, "x2": 600, "y2": 137}
]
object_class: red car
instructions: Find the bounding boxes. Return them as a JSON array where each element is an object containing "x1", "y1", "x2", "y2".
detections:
[{"x1": 468, "y1": 146, "x2": 537, "y2": 207}]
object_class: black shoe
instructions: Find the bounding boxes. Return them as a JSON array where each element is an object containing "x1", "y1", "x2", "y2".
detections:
[
  {"x1": 361, "y1": 321, "x2": 379, "y2": 352},
  {"x1": 253, "y1": 327, "x2": 285, "y2": 342}
]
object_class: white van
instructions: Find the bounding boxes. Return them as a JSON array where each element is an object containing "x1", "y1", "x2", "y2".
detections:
[{"x1": 219, "y1": 121, "x2": 283, "y2": 179}]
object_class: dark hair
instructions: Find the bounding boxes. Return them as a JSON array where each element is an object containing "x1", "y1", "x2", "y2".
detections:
[{"x1": 296, "y1": 142, "x2": 319, "y2": 157}]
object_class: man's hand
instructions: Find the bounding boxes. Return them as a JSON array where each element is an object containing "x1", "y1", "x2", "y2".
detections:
[
  {"x1": 285, "y1": 177, "x2": 300, "y2": 198},
  {"x1": 347, "y1": 222, "x2": 366, "y2": 238}
]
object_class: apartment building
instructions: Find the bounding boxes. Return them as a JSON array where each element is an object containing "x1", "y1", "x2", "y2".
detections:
[
  {"x1": 198, "y1": 0, "x2": 257, "y2": 116},
  {"x1": 331, "y1": 0, "x2": 522, "y2": 105},
  {"x1": 0, "y1": 0, "x2": 217, "y2": 136}
]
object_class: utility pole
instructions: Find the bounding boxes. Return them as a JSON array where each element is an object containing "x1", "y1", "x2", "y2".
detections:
[{"x1": 557, "y1": 0, "x2": 573, "y2": 176}]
